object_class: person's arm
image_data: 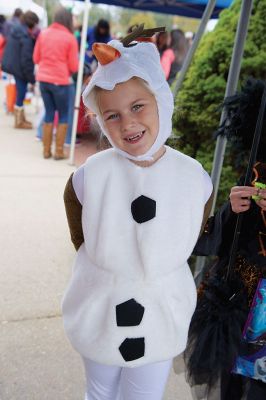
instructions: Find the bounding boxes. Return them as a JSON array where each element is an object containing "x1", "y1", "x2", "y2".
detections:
[
  {"x1": 32, "y1": 34, "x2": 41, "y2": 64},
  {"x1": 193, "y1": 199, "x2": 237, "y2": 257},
  {"x1": 160, "y1": 49, "x2": 175, "y2": 80},
  {"x1": 64, "y1": 173, "x2": 84, "y2": 250},
  {"x1": 229, "y1": 185, "x2": 258, "y2": 213},
  {"x1": 68, "y1": 35, "x2": 79, "y2": 74},
  {"x1": 20, "y1": 35, "x2": 35, "y2": 83},
  {"x1": 67, "y1": 36, "x2": 79, "y2": 74},
  {"x1": 199, "y1": 189, "x2": 214, "y2": 236},
  {"x1": 193, "y1": 170, "x2": 234, "y2": 257}
]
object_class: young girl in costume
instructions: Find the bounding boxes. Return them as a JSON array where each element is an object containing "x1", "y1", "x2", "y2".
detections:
[
  {"x1": 186, "y1": 78, "x2": 266, "y2": 400},
  {"x1": 62, "y1": 27, "x2": 213, "y2": 400}
]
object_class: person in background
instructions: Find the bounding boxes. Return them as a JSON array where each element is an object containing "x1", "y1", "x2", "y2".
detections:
[
  {"x1": 0, "y1": 15, "x2": 6, "y2": 34},
  {"x1": 0, "y1": 15, "x2": 6, "y2": 65},
  {"x1": 3, "y1": 8, "x2": 23, "y2": 38},
  {"x1": 33, "y1": 6, "x2": 79, "y2": 160},
  {"x1": 65, "y1": 63, "x2": 93, "y2": 147},
  {"x1": 2, "y1": 11, "x2": 39, "y2": 129},
  {"x1": 155, "y1": 31, "x2": 169, "y2": 57},
  {"x1": 160, "y1": 29, "x2": 189, "y2": 85},
  {"x1": 85, "y1": 19, "x2": 111, "y2": 68},
  {"x1": 186, "y1": 78, "x2": 266, "y2": 400}
]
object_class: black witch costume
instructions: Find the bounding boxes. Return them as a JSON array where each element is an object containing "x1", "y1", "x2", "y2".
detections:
[{"x1": 185, "y1": 78, "x2": 266, "y2": 400}]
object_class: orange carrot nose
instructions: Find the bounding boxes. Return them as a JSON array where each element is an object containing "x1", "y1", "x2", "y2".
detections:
[{"x1": 92, "y1": 43, "x2": 121, "y2": 65}]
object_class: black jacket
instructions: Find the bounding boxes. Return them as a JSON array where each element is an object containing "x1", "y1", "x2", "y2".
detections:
[
  {"x1": 194, "y1": 198, "x2": 266, "y2": 270},
  {"x1": 2, "y1": 23, "x2": 35, "y2": 83}
]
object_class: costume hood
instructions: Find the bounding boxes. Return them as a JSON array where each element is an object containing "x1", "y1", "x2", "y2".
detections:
[{"x1": 82, "y1": 39, "x2": 174, "y2": 161}]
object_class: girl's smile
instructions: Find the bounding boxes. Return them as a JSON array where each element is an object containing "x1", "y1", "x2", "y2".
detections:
[{"x1": 98, "y1": 78, "x2": 159, "y2": 156}]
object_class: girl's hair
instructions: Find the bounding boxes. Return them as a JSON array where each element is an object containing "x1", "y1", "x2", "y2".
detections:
[
  {"x1": 54, "y1": 7, "x2": 73, "y2": 33},
  {"x1": 13, "y1": 8, "x2": 23, "y2": 18},
  {"x1": 92, "y1": 77, "x2": 155, "y2": 114},
  {"x1": 0, "y1": 15, "x2": 6, "y2": 25},
  {"x1": 170, "y1": 29, "x2": 189, "y2": 66},
  {"x1": 155, "y1": 31, "x2": 169, "y2": 54},
  {"x1": 21, "y1": 11, "x2": 39, "y2": 29},
  {"x1": 95, "y1": 19, "x2": 110, "y2": 39}
]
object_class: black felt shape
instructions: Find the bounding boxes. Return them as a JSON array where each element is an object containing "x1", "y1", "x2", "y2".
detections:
[
  {"x1": 119, "y1": 338, "x2": 145, "y2": 362},
  {"x1": 116, "y1": 298, "x2": 145, "y2": 326},
  {"x1": 131, "y1": 195, "x2": 156, "y2": 223}
]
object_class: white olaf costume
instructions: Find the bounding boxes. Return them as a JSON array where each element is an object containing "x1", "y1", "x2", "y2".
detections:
[{"x1": 62, "y1": 39, "x2": 212, "y2": 367}]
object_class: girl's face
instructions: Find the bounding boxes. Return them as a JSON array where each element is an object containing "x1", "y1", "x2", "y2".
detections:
[{"x1": 98, "y1": 78, "x2": 159, "y2": 156}]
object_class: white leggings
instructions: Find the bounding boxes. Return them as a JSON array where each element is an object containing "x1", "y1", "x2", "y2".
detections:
[{"x1": 83, "y1": 357, "x2": 173, "y2": 400}]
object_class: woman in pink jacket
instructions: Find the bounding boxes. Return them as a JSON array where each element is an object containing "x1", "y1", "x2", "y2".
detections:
[
  {"x1": 33, "y1": 7, "x2": 78, "y2": 160},
  {"x1": 160, "y1": 29, "x2": 188, "y2": 86}
]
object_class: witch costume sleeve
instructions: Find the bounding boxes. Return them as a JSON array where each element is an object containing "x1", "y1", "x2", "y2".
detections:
[{"x1": 185, "y1": 78, "x2": 266, "y2": 400}]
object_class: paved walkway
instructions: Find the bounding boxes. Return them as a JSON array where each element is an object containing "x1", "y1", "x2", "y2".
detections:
[{"x1": 0, "y1": 80, "x2": 193, "y2": 400}]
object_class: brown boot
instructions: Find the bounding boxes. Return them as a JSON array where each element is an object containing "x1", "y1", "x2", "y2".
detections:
[
  {"x1": 42, "y1": 123, "x2": 53, "y2": 159},
  {"x1": 54, "y1": 123, "x2": 68, "y2": 160},
  {"x1": 21, "y1": 108, "x2": 33, "y2": 129},
  {"x1": 14, "y1": 106, "x2": 32, "y2": 129}
]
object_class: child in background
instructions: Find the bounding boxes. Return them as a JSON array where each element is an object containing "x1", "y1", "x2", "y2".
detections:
[
  {"x1": 62, "y1": 27, "x2": 213, "y2": 400},
  {"x1": 186, "y1": 78, "x2": 266, "y2": 400}
]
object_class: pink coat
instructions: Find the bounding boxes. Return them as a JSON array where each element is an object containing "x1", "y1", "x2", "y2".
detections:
[
  {"x1": 160, "y1": 49, "x2": 175, "y2": 80},
  {"x1": 33, "y1": 23, "x2": 78, "y2": 85}
]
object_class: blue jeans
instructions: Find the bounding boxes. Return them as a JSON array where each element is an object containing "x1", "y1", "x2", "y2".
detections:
[
  {"x1": 15, "y1": 77, "x2": 28, "y2": 107},
  {"x1": 39, "y1": 82, "x2": 69, "y2": 124}
]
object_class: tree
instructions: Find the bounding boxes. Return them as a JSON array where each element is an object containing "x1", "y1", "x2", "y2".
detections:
[
  {"x1": 152, "y1": 12, "x2": 173, "y2": 32},
  {"x1": 87, "y1": 5, "x2": 112, "y2": 27},
  {"x1": 171, "y1": 0, "x2": 266, "y2": 206},
  {"x1": 128, "y1": 13, "x2": 156, "y2": 30},
  {"x1": 34, "y1": 0, "x2": 60, "y2": 25},
  {"x1": 172, "y1": 15, "x2": 199, "y2": 33},
  {"x1": 117, "y1": 8, "x2": 136, "y2": 33},
  {"x1": 114, "y1": 8, "x2": 201, "y2": 36}
]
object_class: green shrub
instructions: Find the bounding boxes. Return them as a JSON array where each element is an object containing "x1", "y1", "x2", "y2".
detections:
[{"x1": 171, "y1": 0, "x2": 266, "y2": 206}]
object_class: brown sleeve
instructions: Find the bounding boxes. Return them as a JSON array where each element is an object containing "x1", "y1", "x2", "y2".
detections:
[
  {"x1": 199, "y1": 189, "x2": 214, "y2": 237},
  {"x1": 64, "y1": 173, "x2": 84, "y2": 251}
]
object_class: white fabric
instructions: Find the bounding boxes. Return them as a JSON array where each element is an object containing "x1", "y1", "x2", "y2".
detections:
[
  {"x1": 0, "y1": 0, "x2": 48, "y2": 28},
  {"x1": 62, "y1": 146, "x2": 209, "y2": 367},
  {"x1": 83, "y1": 357, "x2": 173, "y2": 400},
  {"x1": 82, "y1": 40, "x2": 174, "y2": 162},
  {"x1": 72, "y1": 156, "x2": 213, "y2": 205}
]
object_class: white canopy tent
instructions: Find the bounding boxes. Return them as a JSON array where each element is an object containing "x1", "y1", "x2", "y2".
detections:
[{"x1": 0, "y1": 0, "x2": 48, "y2": 28}]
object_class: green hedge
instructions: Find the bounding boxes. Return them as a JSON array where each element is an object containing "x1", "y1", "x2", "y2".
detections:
[{"x1": 170, "y1": 0, "x2": 266, "y2": 208}]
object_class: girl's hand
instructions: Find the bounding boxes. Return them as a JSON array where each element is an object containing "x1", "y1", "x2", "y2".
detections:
[
  {"x1": 229, "y1": 186, "x2": 257, "y2": 213},
  {"x1": 255, "y1": 188, "x2": 266, "y2": 211}
]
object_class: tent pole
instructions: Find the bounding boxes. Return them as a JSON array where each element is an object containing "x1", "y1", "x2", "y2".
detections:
[
  {"x1": 210, "y1": 0, "x2": 254, "y2": 212},
  {"x1": 194, "y1": 0, "x2": 254, "y2": 277},
  {"x1": 69, "y1": 0, "x2": 91, "y2": 165},
  {"x1": 172, "y1": 0, "x2": 216, "y2": 98}
]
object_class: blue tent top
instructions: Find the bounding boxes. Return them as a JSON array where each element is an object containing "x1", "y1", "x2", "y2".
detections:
[{"x1": 77, "y1": 0, "x2": 233, "y2": 19}]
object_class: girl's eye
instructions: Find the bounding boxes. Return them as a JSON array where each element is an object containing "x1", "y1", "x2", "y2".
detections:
[
  {"x1": 132, "y1": 104, "x2": 144, "y2": 112},
  {"x1": 106, "y1": 113, "x2": 119, "y2": 121}
]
